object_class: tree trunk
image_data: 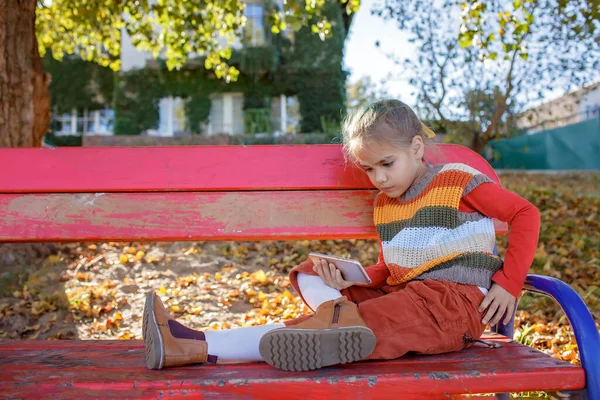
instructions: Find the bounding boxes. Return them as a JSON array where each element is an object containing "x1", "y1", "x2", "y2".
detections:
[
  {"x1": 471, "y1": 133, "x2": 485, "y2": 154},
  {"x1": 0, "y1": 0, "x2": 50, "y2": 147}
]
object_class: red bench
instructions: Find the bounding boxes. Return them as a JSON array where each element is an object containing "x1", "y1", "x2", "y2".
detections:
[{"x1": 1, "y1": 144, "x2": 598, "y2": 399}]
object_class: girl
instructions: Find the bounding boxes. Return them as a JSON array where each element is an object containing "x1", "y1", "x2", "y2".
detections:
[{"x1": 143, "y1": 99, "x2": 540, "y2": 372}]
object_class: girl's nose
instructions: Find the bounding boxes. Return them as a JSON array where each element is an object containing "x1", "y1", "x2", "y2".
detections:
[{"x1": 375, "y1": 170, "x2": 387, "y2": 184}]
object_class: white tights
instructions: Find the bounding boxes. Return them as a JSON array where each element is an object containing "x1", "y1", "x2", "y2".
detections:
[{"x1": 204, "y1": 273, "x2": 341, "y2": 361}]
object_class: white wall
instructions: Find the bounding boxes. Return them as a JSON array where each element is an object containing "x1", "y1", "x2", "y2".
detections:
[{"x1": 517, "y1": 83, "x2": 600, "y2": 133}]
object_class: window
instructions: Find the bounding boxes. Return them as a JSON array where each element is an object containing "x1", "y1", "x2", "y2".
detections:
[
  {"x1": 173, "y1": 98, "x2": 188, "y2": 134},
  {"x1": 245, "y1": 4, "x2": 265, "y2": 46},
  {"x1": 54, "y1": 113, "x2": 73, "y2": 135},
  {"x1": 158, "y1": 97, "x2": 189, "y2": 136},
  {"x1": 208, "y1": 93, "x2": 244, "y2": 135},
  {"x1": 53, "y1": 109, "x2": 114, "y2": 136},
  {"x1": 96, "y1": 109, "x2": 115, "y2": 134}
]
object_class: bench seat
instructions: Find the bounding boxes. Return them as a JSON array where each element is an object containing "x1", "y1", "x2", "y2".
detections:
[
  {"x1": 1, "y1": 144, "x2": 598, "y2": 398},
  {"x1": 0, "y1": 333, "x2": 585, "y2": 399}
]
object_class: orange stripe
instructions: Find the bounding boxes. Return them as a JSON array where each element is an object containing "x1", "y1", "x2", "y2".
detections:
[
  {"x1": 398, "y1": 170, "x2": 474, "y2": 205},
  {"x1": 386, "y1": 252, "x2": 466, "y2": 285},
  {"x1": 386, "y1": 251, "x2": 499, "y2": 285},
  {"x1": 374, "y1": 186, "x2": 463, "y2": 225}
]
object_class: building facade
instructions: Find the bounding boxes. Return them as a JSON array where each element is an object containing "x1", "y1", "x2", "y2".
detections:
[
  {"x1": 47, "y1": 0, "x2": 348, "y2": 138},
  {"x1": 517, "y1": 82, "x2": 600, "y2": 134}
]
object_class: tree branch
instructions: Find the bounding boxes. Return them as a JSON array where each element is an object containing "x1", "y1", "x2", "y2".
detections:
[{"x1": 481, "y1": 44, "x2": 519, "y2": 141}]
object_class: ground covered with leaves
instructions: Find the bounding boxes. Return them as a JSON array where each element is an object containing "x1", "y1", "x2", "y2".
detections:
[{"x1": 0, "y1": 173, "x2": 598, "y2": 366}]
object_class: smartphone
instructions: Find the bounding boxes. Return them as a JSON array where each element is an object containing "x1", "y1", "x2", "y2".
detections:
[{"x1": 308, "y1": 252, "x2": 372, "y2": 285}]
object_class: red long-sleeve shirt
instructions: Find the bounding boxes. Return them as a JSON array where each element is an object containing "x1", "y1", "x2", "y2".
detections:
[{"x1": 364, "y1": 183, "x2": 541, "y2": 298}]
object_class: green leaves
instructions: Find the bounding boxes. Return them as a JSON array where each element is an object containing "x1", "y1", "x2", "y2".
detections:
[
  {"x1": 36, "y1": 0, "x2": 353, "y2": 81},
  {"x1": 458, "y1": 0, "x2": 599, "y2": 65},
  {"x1": 458, "y1": 0, "x2": 533, "y2": 62}
]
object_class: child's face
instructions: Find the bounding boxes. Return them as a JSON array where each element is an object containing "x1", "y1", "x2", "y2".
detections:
[{"x1": 355, "y1": 137, "x2": 427, "y2": 198}]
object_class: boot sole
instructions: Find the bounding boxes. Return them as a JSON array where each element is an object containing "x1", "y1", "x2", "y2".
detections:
[
  {"x1": 143, "y1": 292, "x2": 164, "y2": 370},
  {"x1": 259, "y1": 326, "x2": 376, "y2": 371}
]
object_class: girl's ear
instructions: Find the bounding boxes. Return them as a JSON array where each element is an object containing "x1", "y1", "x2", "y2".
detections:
[{"x1": 412, "y1": 135, "x2": 425, "y2": 159}]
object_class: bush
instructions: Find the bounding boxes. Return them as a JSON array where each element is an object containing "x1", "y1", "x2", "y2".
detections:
[{"x1": 43, "y1": 132, "x2": 82, "y2": 147}]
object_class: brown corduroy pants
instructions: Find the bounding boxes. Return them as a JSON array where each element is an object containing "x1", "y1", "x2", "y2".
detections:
[{"x1": 285, "y1": 259, "x2": 487, "y2": 360}]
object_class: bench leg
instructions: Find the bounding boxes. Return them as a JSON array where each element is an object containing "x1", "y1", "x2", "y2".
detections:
[{"x1": 517, "y1": 274, "x2": 600, "y2": 400}]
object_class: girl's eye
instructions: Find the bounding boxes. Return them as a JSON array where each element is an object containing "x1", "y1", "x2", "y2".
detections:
[
  {"x1": 363, "y1": 167, "x2": 373, "y2": 172},
  {"x1": 383, "y1": 161, "x2": 394, "y2": 168}
]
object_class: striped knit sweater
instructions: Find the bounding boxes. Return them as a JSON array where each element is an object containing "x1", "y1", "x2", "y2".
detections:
[{"x1": 374, "y1": 163, "x2": 503, "y2": 288}]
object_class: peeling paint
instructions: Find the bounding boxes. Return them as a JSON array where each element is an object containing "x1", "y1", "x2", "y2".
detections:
[
  {"x1": 428, "y1": 372, "x2": 451, "y2": 380},
  {"x1": 0, "y1": 335, "x2": 587, "y2": 397},
  {"x1": 85, "y1": 193, "x2": 106, "y2": 206},
  {"x1": 226, "y1": 379, "x2": 250, "y2": 387},
  {"x1": 1, "y1": 191, "x2": 380, "y2": 242}
]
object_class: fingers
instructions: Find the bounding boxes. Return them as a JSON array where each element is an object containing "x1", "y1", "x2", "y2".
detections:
[
  {"x1": 313, "y1": 259, "x2": 327, "y2": 283},
  {"x1": 324, "y1": 261, "x2": 336, "y2": 283},
  {"x1": 482, "y1": 299, "x2": 500, "y2": 325},
  {"x1": 478, "y1": 295, "x2": 491, "y2": 313},
  {"x1": 312, "y1": 259, "x2": 354, "y2": 290},
  {"x1": 502, "y1": 300, "x2": 516, "y2": 326},
  {"x1": 313, "y1": 259, "x2": 327, "y2": 278},
  {"x1": 486, "y1": 298, "x2": 514, "y2": 327},
  {"x1": 488, "y1": 301, "x2": 505, "y2": 326},
  {"x1": 313, "y1": 259, "x2": 338, "y2": 289},
  {"x1": 335, "y1": 269, "x2": 352, "y2": 289}
]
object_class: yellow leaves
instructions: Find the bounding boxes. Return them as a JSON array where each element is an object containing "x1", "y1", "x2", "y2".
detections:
[
  {"x1": 282, "y1": 290, "x2": 296, "y2": 303},
  {"x1": 118, "y1": 332, "x2": 132, "y2": 340},
  {"x1": 145, "y1": 255, "x2": 160, "y2": 263},
  {"x1": 22, "y1": 324, "x2": 41, "y2": 335},
  {"x1": 252, "y1": 270, "x2": 268, "y2": 284},
  {"x1": 67, "y1": 279, "x2": 118, "y2": 320},
  {"x1": 176, "y1": 274, "x2": 199, "y2": 288},
  {"x1": 94, "y1": 312, "x2": 123, "y2": 332},
  {"x1": 181, "y1": 247, "x2": 199, "y2": 256},
  {"x1": 514, "y1": 311, "x2": 584, "y2": 365},
  {"x1": 30, "y1": 300, "x2": 57, "y2": 316},
  {"x1": 76, "y1": 272, "x2": 91, "y2": 281},
  {"x1": 43, "y1": 255, "x2": 62, "y2": 268},
  {"x1": 119, "y1": 254, "x2": 129, "y2": 264},
  {"x1": 188, "y1": 306, "x2": 203, "y2": 315}
]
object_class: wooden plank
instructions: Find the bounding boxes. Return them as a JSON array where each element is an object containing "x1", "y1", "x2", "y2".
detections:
[
  {"x1": 0, "y1": 190, "x2": 509, "y2": 243},
  {"x1": 0, "y1": 336, "x2": 584, "y2": 399},
  {"x1": 0, "y1": 190, "x2": 378, "y2": 242},
  {"x1": 0, "y1": 144, "x2": 501, "y2": 193}
]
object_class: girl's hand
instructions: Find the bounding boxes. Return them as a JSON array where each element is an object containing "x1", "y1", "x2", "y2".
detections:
[
  {"x1": 312, "y1": 259, "x2": 354, "y2": 290},
  {"x1": 478, "y1": 283, "x2": 517, "y2": 326}
]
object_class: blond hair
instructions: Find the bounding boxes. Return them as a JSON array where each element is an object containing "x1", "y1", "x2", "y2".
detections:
[{"x1": 341, "y1": 99, "x2": 436, "y2": 162}]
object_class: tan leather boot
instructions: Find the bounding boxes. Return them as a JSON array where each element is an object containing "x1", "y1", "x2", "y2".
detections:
[
  {"x1": 259, "y1": 297, "x2": 376, "y2": 371},
  {"x1": 143, "y1": 292, "x2": 217, "y2": 369}
]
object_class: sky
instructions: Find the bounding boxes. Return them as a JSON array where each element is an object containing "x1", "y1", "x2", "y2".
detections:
[
  {"x1": 342, "y1": 0, "x2": 417, "y2": 106},
  {"x1": 340, "y1": 0, "x2": 589, "y2": 111}
]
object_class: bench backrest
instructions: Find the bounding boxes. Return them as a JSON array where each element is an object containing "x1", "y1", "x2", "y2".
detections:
[{"x1": 0, "y1": 144, "x2": 506, "y2": 242}]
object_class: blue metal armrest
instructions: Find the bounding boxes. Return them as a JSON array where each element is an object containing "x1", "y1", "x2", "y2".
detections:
[{"x1": 493, "y1": 274, "x2": 600, "y2": 400}]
